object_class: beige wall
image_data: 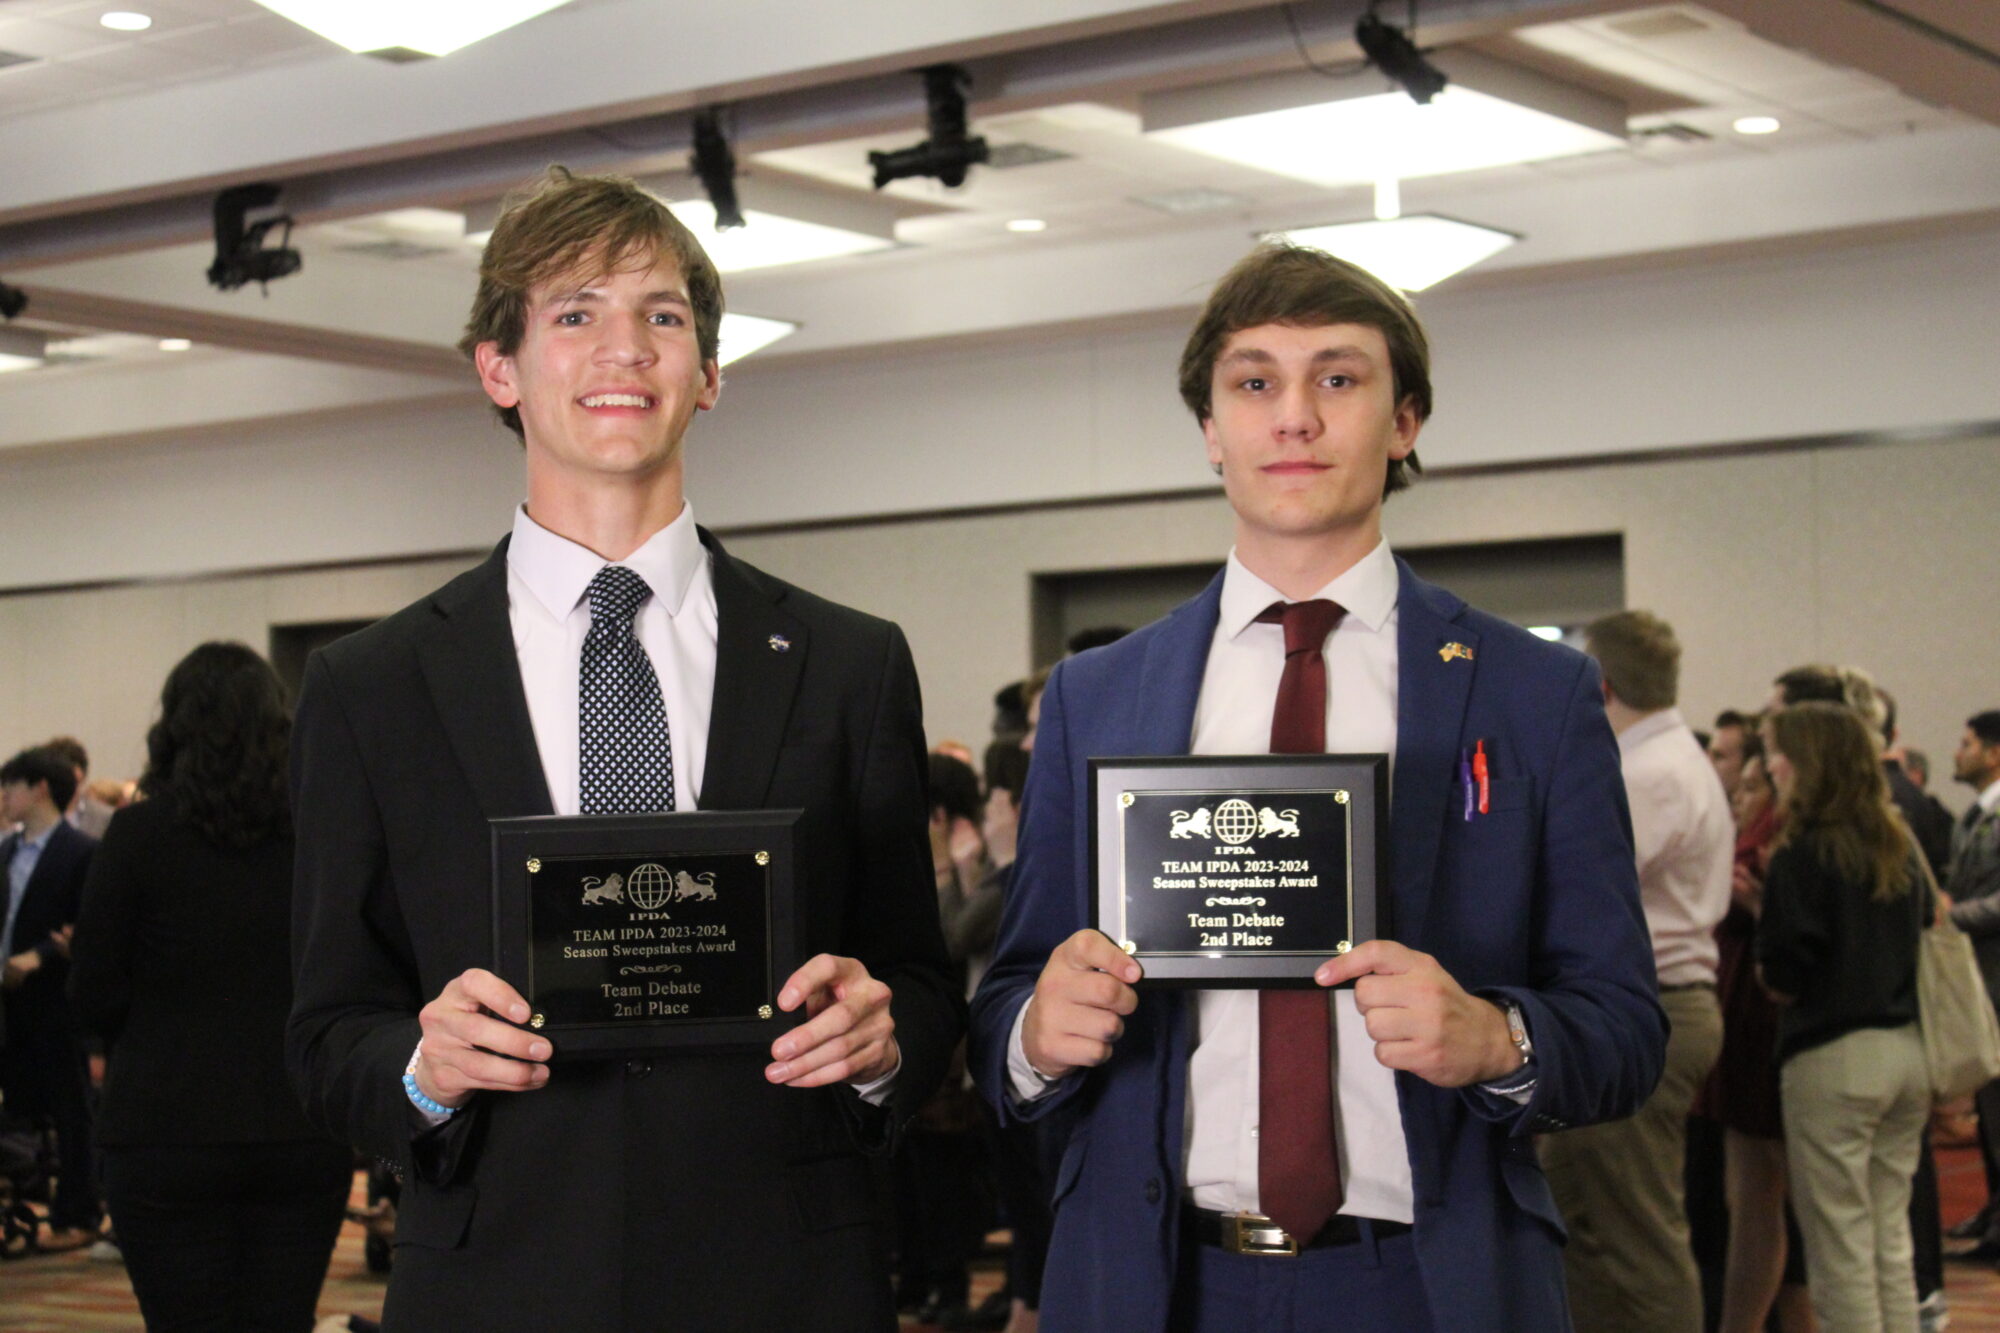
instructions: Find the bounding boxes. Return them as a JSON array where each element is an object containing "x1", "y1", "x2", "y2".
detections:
[{"x1": 5, "y1": 427, "x2": 1993, "y2": 808}]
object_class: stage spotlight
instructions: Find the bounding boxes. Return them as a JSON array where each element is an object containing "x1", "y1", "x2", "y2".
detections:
[
  {"x1": 868, "y1": 64, "x2": 989, "y2": 190},
  {"x1": 0, "y1": 280, "x2": 25, "y2": 321},
  {"x1": 1355, "y1": 8, "x2": 1447, "y2": 105},
  {"x1": 690, "y1": 108, "x2": 746, "y2": 231},
  {"x1": 207, "y1": 183, "x2": 303, "y2": 293}
]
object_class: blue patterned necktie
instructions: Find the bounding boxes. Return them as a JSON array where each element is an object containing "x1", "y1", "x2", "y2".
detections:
[{"x1": 578, "y1": 565, "x2": 675, "y2": 814}]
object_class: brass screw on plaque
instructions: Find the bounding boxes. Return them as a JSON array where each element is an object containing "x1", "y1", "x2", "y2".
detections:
[
  {"x1": 1119, "y1": 792, "x2": 1135, "y2": 809},
  {"x1": 755, "y1": 851, "x2": 770, "y2": 866},
  {"x1": 526, "y1": 858, "x2": 542, "y2": 874},
  {"x1": 1335, "y1": 941, "x2": 1352, "y2": 955},
  {"x1": 1333, "y1": 791, "x2": 1350, "y2": 805},
  {"x1": 1121, "y1": 940, "x2": 1137, "y2": 955},
  {"x1": 758, "y1": 1005, "x2": 773, "y2": 1020},
  {"x1": 530, "y1": 1013, "x2": 546, "y2": 1028}
]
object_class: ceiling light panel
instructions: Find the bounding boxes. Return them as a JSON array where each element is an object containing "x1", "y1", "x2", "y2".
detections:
[
  {"x1": 1266, "y1": 216, "x2": 1519, "y2": 292},
  {"x1": 1145, "y1": 53, "x2": 1626, "y2": 187},
  {"x1": 718, "y1": 313, "x2": 798, "y2": 366},
  {"x1": 668, "y1": 201, "x2": 893, "y2": 272},
  {"x1": 249, "y1": 0, "x2": 574, "y2": 58}
]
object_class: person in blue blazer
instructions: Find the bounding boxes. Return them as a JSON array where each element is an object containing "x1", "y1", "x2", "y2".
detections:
[{"x1": 969, "y1": 244, "x2": 1667, "y2": 1333}]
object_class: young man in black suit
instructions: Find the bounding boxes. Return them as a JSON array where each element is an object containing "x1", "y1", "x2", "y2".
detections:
[
  {"x1": 287, "y1": 167, "x2": 959, "y2": 1332},
  {"x1": 1, "y1": 744, "x2": 99, "y2": 1249}
]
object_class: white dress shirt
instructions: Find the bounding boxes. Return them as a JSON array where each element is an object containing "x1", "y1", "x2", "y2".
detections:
[
  {"x1": 1011, "y1": 539, "x2": 1415, "y2": 1222},
  {"x1": 508, "y1": 502, "x2": 714, "y2": 815},
  {"x1": 1616, "y1": 709, "x2": 1733, "y2": 987}
]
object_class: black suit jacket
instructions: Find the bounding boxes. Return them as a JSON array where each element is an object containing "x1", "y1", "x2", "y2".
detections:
[
  {"x1": 70, "y1": 799, "x2": 330, "y2": 1148},
  {"x1": 287, "y1": 531, "x2": 959, "y2": 1333},
  {"x1": 1, "y1": 820, "x2": 94, "y2": 1075}
]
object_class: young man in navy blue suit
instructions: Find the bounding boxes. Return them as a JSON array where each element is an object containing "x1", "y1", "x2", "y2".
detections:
[{"x1": 970, "y1": 245, "x2": 1667, "y2": 1332}]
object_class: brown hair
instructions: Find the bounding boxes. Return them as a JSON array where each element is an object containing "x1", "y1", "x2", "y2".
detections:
[
  {"x1": 1767, "y1": 702, "x2": 1915, "y2": 902},
  {"x1": 1584, "y1": 610, "x2": 1680, "y2": 711},
  {"x1": 1178, "y1": 243, "x2": 1430, "y2": 496},
  {"x1": 459, "y1": 166, "x2": 724, "y2": 440}
]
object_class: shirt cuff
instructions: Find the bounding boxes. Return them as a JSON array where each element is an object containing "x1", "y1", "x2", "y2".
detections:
[
  {"x1": 1478, "y1": 1060, "x2": 1538, "y2": 1105},
  {"x1": 850, "y1": 1052, "x2": 901, "y2": 1107},
  {"x1": 1007, "y1": 997, "x2": 1066, "y2": 1105}
]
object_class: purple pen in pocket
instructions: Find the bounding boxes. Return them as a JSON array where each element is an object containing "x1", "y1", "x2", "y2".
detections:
[{"x1": 1460, "y1": 750, "x2": 1474, "y2": 820}]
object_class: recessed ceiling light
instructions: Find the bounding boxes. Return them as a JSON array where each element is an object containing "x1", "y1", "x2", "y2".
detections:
[
  {"x1": 718, "y1": 313, "x2": 799, "y2": 366},
  {"x1": 100, "y1": 11, "x2": 153, "y2": 31},
  {"x1": 1006, "y1": 218, "x2": 1048, "y2": 233},
  {"x1": 158, "y1": 338, "x2": 193, "y2": 352},
  {"x1": 249, "y1": 0, "x2": 572, "y2": 58},
  {"x1": 667, "y1": 200, "x2": 894, "y2": 273},
  {"x1": 1265, "y1": 215, "x2": 1520, "y2": 292},
  {"x1": 1732, "y1": 115, "x2": 1781, "y2": 136}
]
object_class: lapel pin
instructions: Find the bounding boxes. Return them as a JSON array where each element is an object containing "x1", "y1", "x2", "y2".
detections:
[
  {"x1": 768, "y1": 634, "x2": 791, "y2": 654},
  {"x1": 1439, "y1": 641, "x2": 1475, "y2": 663}
]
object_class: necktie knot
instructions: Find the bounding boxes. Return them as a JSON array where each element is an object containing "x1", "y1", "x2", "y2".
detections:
[
  {"x1": 587, "y1": 565, "x2": 652, "y2": 627},
  {"x1": 1257, "y1": 599, "x2": 1346, "y2": 658}
]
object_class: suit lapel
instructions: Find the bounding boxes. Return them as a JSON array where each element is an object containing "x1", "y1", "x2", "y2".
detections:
[
  {"x1": 697, "y1": 530, "x2": 808, "y2": 811},
  {"x1": 416, "y1": 540, "x2": 555, "y2": 820},
  {"x1": 1131, "y1": 570, "x2": 1224, "y2": 756},
  {"x1": 1390, "y1": 560, "x2": 1478, "y2": 946}
]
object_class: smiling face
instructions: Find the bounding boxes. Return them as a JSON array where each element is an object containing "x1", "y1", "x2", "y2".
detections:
[
  {"x1": 1203, "y1": 321, "x2": 1419, "y2": 564},
  {"x1": 475, "y1": 253, "x2": 720, "y2": 490}
]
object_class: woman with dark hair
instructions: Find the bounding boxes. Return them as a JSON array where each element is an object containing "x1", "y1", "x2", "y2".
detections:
[
  {"x1": 1757, "y1": 701, "x2": 1931, "y2": 1333},
  {"x1": 69, "y1": 641, "x2": 351, "y2": 1331}
]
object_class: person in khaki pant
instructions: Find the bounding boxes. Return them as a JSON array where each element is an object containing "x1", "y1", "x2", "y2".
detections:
[
  {"x1": 1757, "y1": 703, "x2": 1930, "y2": 1333},
  {"x1": 1544, "y1": 611, "x2": 1733, "y2": 1331}
]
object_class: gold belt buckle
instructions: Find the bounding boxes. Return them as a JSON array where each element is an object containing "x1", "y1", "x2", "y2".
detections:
[{"x1": 1225, "y1": 1212, "x2": 1299, "y2": 1257}]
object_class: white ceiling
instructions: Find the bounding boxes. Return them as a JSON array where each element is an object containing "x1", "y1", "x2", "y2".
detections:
[{"x1": 1, "y1": 0, "x2": 1997, "y2": 449}]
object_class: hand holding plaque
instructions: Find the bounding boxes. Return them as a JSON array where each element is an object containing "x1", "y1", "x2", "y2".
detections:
[{"x1": 1089, "y1": 755, "x2": 1388, "y2": 987}]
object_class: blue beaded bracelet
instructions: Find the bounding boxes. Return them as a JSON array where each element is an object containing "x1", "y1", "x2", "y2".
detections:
[{"x1": 403, "y1": 1045, "x2": 457, "y2": 1118}]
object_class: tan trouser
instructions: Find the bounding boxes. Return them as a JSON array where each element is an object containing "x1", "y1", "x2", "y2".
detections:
[
  {"x1": 1780, "y1": 1023, "x2": 1928, "y2": 1333},
  {"x1": 1542, "y1": 984, "x2": 1724, "y2": 1333}
]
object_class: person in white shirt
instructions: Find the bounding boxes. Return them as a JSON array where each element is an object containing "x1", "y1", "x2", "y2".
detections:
[
  {"x1": 285, "y1": 166, "x2": 959, "y2": 1332},
  {"x1": 1545, "y1": 609, "x2": 1732, "y2": 1332},
  {"x1": 968, "y1": 242, "x2": 1665, "y2": 1333}
]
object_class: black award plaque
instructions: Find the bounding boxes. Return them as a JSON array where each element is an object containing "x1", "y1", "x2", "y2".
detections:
[
  {"x1": 1088, "y1": 756, "x2": 1388, "y2": 986},
  {"x1": 491, "y1": 809, "x2": 802, "y2": 1059}
]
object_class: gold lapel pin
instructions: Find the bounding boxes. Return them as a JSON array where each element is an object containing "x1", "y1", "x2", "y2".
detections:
[{"x1": 1438, "y1": 641, "x2": 1475, "y2": 663}]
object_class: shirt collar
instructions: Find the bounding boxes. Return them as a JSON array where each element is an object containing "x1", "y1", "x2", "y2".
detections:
[
  {"x1": 508, "y1": 502, "x2": 705, "y2": 622},
  {"x1": 1219, "y1": 539, "x2": 1399, "y2": 641},
  {"x1": 1617, "y1": 707, "x2": 1686, "y2": 755},
  {"x1": 1979, "y1": 778, "x2": 2000, "y2": 814}
]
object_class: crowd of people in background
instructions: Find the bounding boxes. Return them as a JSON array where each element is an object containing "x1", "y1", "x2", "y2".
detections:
[{"x1": 3, "y1": 614, "x2": 1997, "y2": 1333}]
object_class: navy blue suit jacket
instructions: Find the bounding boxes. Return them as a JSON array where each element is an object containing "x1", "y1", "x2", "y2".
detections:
[{"x1": 969, "y1": 560, "x2": 1666, "y2": 1333}]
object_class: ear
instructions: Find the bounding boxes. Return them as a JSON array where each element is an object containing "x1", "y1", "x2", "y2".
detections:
[
  {"x1": 1201, "y1": 415, "x2": 1223, "y2": 472},
  {"x1": 1389, "y1": 395, "x2": 1421, "y2": 460},
  {"x1": 474, "y1": 341, "x2": 520, "y2": 410},
  {"x1": 696, "y1": 358, "x2": 722, "y2": 413}
]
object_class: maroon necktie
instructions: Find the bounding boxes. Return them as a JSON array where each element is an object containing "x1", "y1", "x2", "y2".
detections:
[{"x1": 1255, "y1": 598, "x2": 1346, "y2": 1241}]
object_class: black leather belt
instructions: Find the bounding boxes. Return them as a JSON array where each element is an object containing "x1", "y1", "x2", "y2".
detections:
[{"x1": 1184, "y1": 1206, "x2": 1412, "y2": 1257}]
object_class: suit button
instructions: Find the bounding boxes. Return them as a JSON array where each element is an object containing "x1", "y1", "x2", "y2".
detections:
[
  {"x1": 625, "y1": 1059, "x2": 653, "y2": 1078},
  {"x1": 1145, "y1": 1179, "x2": 1162, "y2": 1205}
]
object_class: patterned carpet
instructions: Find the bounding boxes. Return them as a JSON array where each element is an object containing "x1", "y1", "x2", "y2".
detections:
[{"x1": 5, "y1": 1150, "x2": 1999, "y2": 1330}]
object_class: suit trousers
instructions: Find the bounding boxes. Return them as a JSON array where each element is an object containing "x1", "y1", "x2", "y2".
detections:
[
  {"x1": 103, "y1": 1140, "x2": 353, "y2": 1333},
  {"x1": 1542, "y1": 984, "x2": 1723, "y2": 1333},
  {"x1": 1168, "y1": 1223, "x2": 1434, "y2": 1333},
  {"x1": 1780, "y1": 1023, "x2": 1928, "y2": 1333}
]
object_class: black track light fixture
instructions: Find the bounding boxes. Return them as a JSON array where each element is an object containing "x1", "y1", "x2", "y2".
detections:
[
  {"x1": 207, "y1": 183, "x2": 303, "y2": 293},
  {"x1": 0, "y1": 280, "x2": 25, "y2": 321},
  {"x1": 1355, "y1": 8, "x2": 1447, "y2": 105},
  {"x1": 690, "y1": 107, "x2": 746, "y2": 231},
  {"x1": 868, "y1": 64, "x2": 989, "y2": 190}
]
